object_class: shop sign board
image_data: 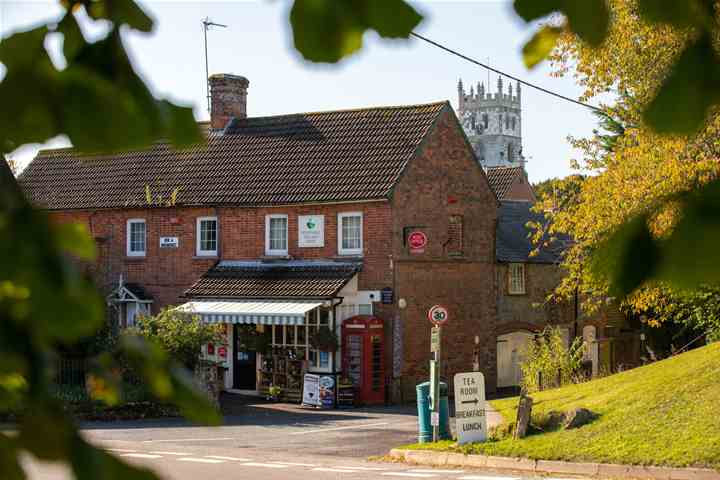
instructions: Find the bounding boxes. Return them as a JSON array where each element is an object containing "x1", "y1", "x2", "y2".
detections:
[
  {"x1": 217, "y1": 346, "x2": 227, "y2": 359},
  {"x1": 430, "y1": 327, "x2": 441, "y2": 353},
  {"x1": 159, "y1": 236, "x2": 179, "y2": 248},
  {"x1": 428, "y1": 305, "x2": 449, "y2": 326},
  {"x1": 381, "y1": 287, "x2": 394, "y2": 304},
  {"x1": 302, "y1": 374, "x2": 321, "y2": 406},
  {"x1": 298, "y1": 215, "x2": 324, "y2": 247},
  {"x1": 453, "y1": 372, "x2": 487, "y2": 444},
  {"x1": 319, "y1": 375, "x2": 335, "y2": 408},
  {"x1": 408, "y1": 231, "x2": 427, "y2": 254}
]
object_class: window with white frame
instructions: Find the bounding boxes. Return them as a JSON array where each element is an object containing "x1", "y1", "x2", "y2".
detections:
[
  {"x1": 126, "y1": 219, "x2": 146, "y2": 256},
  {"x1": 265, "y1": 214, "x2": 288, "y2": 256},
  {"x1": 196, "y1": 217, "x2": 218, "y2": 256},
  {"x1": 271, "y1": 307, "x2": 331, "y2": 371},
  {"x1": 508, "y1": 263, "x2": 526, "y2": 295},
  {"x1": 338, "y1": 212, "x2": 363, "y2": 255}
]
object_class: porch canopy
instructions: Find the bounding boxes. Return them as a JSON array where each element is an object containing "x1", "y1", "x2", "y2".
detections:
[{"x1": 177, "y1": 300, "x2": 322, "y2": 326}]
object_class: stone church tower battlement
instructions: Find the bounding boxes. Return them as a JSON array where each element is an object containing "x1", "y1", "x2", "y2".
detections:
[{"x1": 458, "y1": 76, "x2": 525, "y2": 169}]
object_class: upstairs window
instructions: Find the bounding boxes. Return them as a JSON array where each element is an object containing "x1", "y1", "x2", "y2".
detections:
[
  {"x1": 482, "y1": 114, "x2": 488, "y2": 129},
  {"x1": 126, "y1": 219, "x2": 146, "y2": 257},
  {"x1": 447, "y1": 215, "x2": 463, "y2": 256},
  {"x1": 338, "y1": 212, "x2": 363, "y2": 256},
  {"x1": 266, "y1": 214, "x2": 289, "y2": 256},
  {"x1": 508, "y1": 263, "x2": 526, "y2": 295},
  {"x1": 196, "y1": 217, "x2": 218, "y2": 256}
]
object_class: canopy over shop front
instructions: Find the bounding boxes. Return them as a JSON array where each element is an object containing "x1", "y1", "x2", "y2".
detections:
[{"x1": 177, "y1": 300, "x2": 322, "y2": 325}]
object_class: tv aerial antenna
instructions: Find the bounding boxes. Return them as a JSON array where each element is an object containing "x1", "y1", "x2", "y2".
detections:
[{"x1": 203, "y1": 17, "x2": 228, "y2": 112}]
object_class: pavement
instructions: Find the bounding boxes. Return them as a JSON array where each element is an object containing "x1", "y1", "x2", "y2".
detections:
[{"x1": 19, "y1": 394, "x2": 556, "y2": 480}]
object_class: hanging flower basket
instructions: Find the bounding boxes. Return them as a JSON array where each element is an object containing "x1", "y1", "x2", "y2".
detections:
[{"x1": 309, "y1": 326, "x2": 339, "y2": 352}]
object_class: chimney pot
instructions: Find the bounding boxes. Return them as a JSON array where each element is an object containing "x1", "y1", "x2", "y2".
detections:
[{"x1": 209, "y1": 73, "x2": 249, "y2": 129}]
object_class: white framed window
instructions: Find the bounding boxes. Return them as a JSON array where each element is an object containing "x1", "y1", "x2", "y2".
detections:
[
  {"x1": 196, "y1": 216, "x2": 218, "y2": 256},
  {"x1": 265, "y1": 214, "x2": 289, "y2": 256},
  {"x1": 126, "y1": 219, "x2": 146, "y2": 257},
  {"x1": 508, "y1": 263, "x2": 526, "y2": 295},
  {"x1": 338, "y1": 212, "x2": 363, "y2": 256},
  {"x1": 270, "y1": 307, "x2": 332, "y2": 372}
]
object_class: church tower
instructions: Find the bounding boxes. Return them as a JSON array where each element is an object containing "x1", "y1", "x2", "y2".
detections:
[{"x1": 457, "y1": 76, "x2": 524, "y2": 169}]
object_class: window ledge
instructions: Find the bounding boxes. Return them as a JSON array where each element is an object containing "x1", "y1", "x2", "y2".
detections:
[
  {"x1": 125, "y1": 256, "x2": 146, "y2": 261},
  {"x1": 192, "y1": 255, "x2": 218, "y2": 260}
]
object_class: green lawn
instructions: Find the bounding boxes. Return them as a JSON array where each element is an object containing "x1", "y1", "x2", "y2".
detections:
[{"x1": 403, "y1": 342, "x2": 720, "y2": 469}]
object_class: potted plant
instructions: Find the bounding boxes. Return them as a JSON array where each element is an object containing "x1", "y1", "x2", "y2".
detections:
[
  {"x1": 267, "y1": 385, "x2": 282, "y2": 401},
  {"x1": 309, "y1": 326, "x2": 339, "y2": 352}
]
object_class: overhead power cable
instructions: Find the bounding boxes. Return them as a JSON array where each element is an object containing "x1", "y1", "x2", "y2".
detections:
[{"x1": 409, "y1": 31, "x2": 602, "y2": 113}]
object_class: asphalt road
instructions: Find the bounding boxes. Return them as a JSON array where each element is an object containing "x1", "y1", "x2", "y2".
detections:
[{"x1": 19, "y1": 395, "x2": 554, "y2": 480}]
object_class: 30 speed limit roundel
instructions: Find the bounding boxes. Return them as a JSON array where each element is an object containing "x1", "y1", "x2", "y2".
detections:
[{"x1": 428, "y1": 305, "x2": 449, "y2": 326}]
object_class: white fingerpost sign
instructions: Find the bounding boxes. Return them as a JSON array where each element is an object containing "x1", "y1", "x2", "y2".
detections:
[
  {"x1": 453, "y1": 372, "x2": 487, "y2": 444},
  {"x1": 298, "y1": 215, "x2": 324, "y2": 247}
]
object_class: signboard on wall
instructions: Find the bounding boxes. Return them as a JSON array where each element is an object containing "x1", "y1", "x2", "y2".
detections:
[
  {"x1": 302, "y1": 373, "x2": 321, "y2": 406},
  {"x1": 299, "y1": 215, "x2": 324, "y2": 247},
  {"x1": 160, "y1": 236, "x2": 179, "y2": 248},
  {"x1": 454, "y1": 372, "x2": 487, "y2": 444},
  {"x1": 408, "y1": 231, "x2": 427, "y2": 254},
  {"x1": 381, "y1": 287, "x2": 394, "y2": 304}
]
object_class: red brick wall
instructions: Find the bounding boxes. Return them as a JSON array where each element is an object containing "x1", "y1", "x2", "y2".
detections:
[{"x1": 389, "y1": 108, "x2": 499, "y2": 398}]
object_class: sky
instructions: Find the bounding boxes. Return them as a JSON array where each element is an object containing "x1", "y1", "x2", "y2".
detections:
[{"x1": 0, "y1": 0, "x2": 601, "y2": 182}]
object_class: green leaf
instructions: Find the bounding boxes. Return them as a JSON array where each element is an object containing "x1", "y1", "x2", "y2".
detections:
[
  {"x1": 0, "y1": 25, "x2": 49, "y2": 70},
  {"x1": 54, "y1": 222, "x2": 97, "y2": 260},
  {"x1": 513, "y1": 0, "x2": 562, "y2": 22},
  {"x1": 563, "y1": 0, "x2": 610, "y2": 47},
  {"x1": 19, "y1": 405, "x2": 74, "y2": 460},
  {"x1": 85, "y1": 0, "x2": 154, "y2": 33},
  {"x1": 0, "y1": 434, "x2": 25, "y2": 480},
  {"x1": 658, "y1": 180, "x2": 720, "y2": 288},
  {"x1": 290, "y1": 0, "x2": 422, "y2": 63},
  {"x1": 523, "y1": 25, "x2": 562, "y2": 68},
  {"x1": 637, "y1": 0, "x2": 714, "y2": 29},
  {"x1": 592, "y1": 214, "x2": 660, "y2": 298},
  {"x1": 644, "y1": 34, "x2": 720, "y2": 134},
  {"x1": 169, "y1": 363, "x2": 222, "y2": 425},
  {"x1": 157, "y1": 100, "x2": 203, "y2": 148},
  {"x1": 57, "y1": 12, "x2": 85, "y2": 61},
  {"x1": 70, "y1": 435, "x2": 160, "y2": 480}
]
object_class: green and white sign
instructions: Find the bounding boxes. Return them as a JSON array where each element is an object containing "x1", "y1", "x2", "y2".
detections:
[{"x1": 299, "y1": 215, "x2": 324, "y2": 247}]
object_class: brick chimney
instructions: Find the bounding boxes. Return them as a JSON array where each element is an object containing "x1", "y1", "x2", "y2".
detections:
[{"x1": 209, "y1": 74, "x2": 249, "y2": 129}]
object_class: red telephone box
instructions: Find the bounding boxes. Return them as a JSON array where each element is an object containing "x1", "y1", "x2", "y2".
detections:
[{"x1": 342, "y1": 315, "x2": 385, "y2": 405}]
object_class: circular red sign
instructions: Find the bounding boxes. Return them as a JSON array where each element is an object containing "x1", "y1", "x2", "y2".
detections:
[
  {"x1": 428, "y1": 305, "x2": 449, "y2": 326},
  {"x1": 408, "y1": 231, "x2": 427, "y2": 250}
]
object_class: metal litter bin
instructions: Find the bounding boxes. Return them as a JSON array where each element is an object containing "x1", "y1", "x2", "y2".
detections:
[{"x1": 416, "y1": 381, "x2": 451, "y2": 443}]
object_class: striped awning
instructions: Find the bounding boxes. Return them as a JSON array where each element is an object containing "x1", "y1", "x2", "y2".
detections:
[{"x1": 176, "y1": 300, "x2": 321, "y2": 325}]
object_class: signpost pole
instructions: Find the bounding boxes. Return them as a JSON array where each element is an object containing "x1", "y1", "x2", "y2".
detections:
[{"x1": 431, "y1": 326, "x2": 441, "y2": 442}]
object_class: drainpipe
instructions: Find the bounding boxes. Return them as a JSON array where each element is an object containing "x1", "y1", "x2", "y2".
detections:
[{"x1": 331, "y1": 296, "x2": 344, "y2": 375}]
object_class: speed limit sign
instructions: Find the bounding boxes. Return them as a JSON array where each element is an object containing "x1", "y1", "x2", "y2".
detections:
[{"x1": 428, "y1": 305, "x2": 449, "y2": 326}]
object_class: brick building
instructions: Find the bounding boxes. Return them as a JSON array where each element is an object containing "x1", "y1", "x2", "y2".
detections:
[
  {"x1": 486, "y1": 166, "x2": 536, "y2": 202},
  {"x1": 19, "y1": 74, "x2": 499, "y2": 402}
]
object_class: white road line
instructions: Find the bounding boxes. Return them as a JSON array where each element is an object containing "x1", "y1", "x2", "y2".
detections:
[
  {"x1": 410, "y1": 469, "x2": 465, "y2": 474},
  {"x1": 313, "y1": 468, "x2": 358, "y2": 473},
  {"x1": 178, "y1": 457, "x2": 225, "y2": 464},
  {"x1": 336, "y1": 466, "x2": 385, "y2": 471},
  {"x1": 289, "y1": 422, "x2": 389, "y2": 435},
  {"x1": 142, "y1": 437, "x2": 233, "y2": 443},
  {"x1": 241, "y1": 462, "x2": 290, "y2": 469},
  {"x1": 381, "y1": 473, "x2": 438, "y2": 478},
  {"x1": 458, "y1": 477, "x2": 521, "y2": 480},
  {"x1": 205, "y1": 455, "x2": 252, "y2": 461},
  {"x1": 106, "y1": 448, "x2": 137, "y2": 453},
  {"x1": 272, "y1": 462, "x2": 318, "y2": 467},
  {"x1": 119, "y1": 453, "x2": 163, "y2": 459},
  {"x1": 149, "y1": 451, "x2": 186, "y2": 456}
]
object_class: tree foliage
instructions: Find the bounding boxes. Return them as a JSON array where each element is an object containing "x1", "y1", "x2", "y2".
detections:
[{"x1": 520, "y1": 326, "x2": 586, "y2": 393}]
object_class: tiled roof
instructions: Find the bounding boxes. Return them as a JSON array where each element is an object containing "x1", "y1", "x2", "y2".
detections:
[
  {"x1": 496, "y1": 201, "x2": 564, "y2": 264},
  {"x1": 486, "y1": 166, "x2": 525, "y2": 200},
  {"x1": 185, "y1": 260, "x2": 361, "y2": 299},
  {"x1": 18, "y1": 102, "x2": 448, "y2": 210}
]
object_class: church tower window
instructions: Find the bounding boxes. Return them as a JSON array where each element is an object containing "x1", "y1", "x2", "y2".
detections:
[
  {"x1": 505, "y1": 115, "x2": 510, "y2": 130},
  {"x1": 511, "y1": 117, "x2": 516, "y2": 130},
  {"x1": 483, "y1": 114, "x2": 488, "y2": 129}
]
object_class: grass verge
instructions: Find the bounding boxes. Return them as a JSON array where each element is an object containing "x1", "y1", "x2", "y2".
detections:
[{"x1": 402, "y1": 342, "x2": 720, "y2": 469}]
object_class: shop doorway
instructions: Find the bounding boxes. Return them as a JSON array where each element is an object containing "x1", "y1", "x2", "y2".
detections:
[{"x1": 233, "y1": 325, "x2": 257, "y2": 390}]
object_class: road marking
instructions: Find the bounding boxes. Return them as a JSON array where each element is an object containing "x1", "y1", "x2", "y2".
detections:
[
  {"x1": 149, "y1": 451, "x2": 186, "y2": 456},
  {"x1": 272, "y1": 462, "x2": 318, "y2": 467},
  {"x1": 458, "y1": 477, "x2": 521, "y2": 480},
  {"x1": 241, "y1": 462, "x2": 290, "y2": 469},
  {"x1": 205, "y1": 455, "x2": 252, "y2": 461},
  {"x1": 119, "y1": 453, "x2": 163, "y2": 459},
  {"x1": 336, "y1": 466, "x2": 385, "y2": 471},
  {"x1": 106, "y1": 448, "x2": 137, "y2": 453},
  {"x1": 290, "y1": 422, "x2": 389, "y2": 435},
  {"x1": 178, "y1": 457, "x2": 225, "y2": 464},
  {"x1": 313, "y1": 468, "x2": 358, "y2": 473},
  {"x1": 410, "y1": 469, "x2": 465, "y2": 474},
  {"x1": 381, "y1": 473, "x2": 438, "y2": 478},
  {"x1": 142, "y1": 437, "x2": 234, "y2": 443}
]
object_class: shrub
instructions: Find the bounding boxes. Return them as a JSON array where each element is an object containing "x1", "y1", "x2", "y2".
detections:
[
  {"x1": 520, "y1": 326, "x2": 585, "y2": 393},
  {"x1": 126, "y1": 307, "x2": 224, "y2": 371}
]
